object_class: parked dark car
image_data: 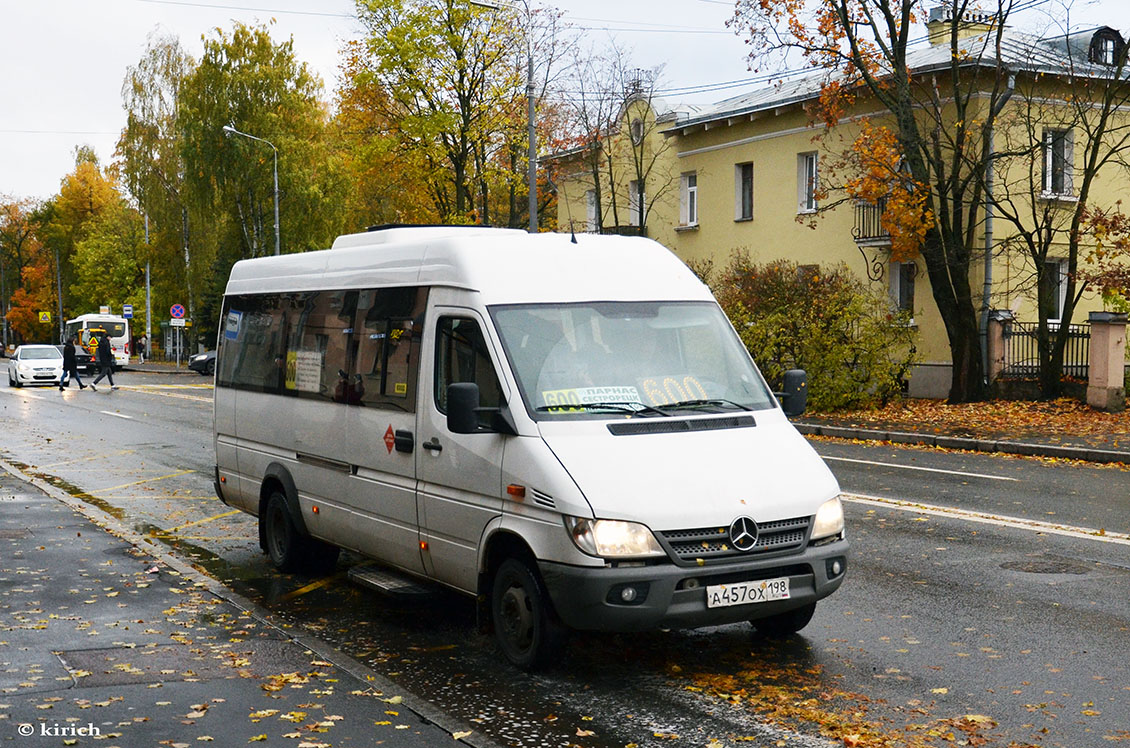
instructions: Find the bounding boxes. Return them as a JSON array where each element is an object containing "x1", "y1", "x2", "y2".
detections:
[
  {"x1": 189, "y1": 350, "x2": 216, "y2": 376},
  {"x1": 56, "y1": 344, "x2": 96, "y2": 374}
]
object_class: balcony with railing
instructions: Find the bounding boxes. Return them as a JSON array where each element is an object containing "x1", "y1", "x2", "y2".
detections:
[{"x1": 852, "y1": 198, "x2": 890, "y2": 246}]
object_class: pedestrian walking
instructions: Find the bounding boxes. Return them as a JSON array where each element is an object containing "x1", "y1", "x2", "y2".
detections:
[
  {"x1": 138, "y1": 333, "x2": 147, "y2": 364},
  {"x1": 60, "y1": 334, "x2": 87, "y2": 391},
  {"x1": 90, "y1": 330, "x2": 118, "y2": 391}
]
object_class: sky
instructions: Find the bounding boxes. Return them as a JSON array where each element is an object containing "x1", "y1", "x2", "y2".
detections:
[{"x1": 1, "y1": 0, "x2": 1126, "y2": 202}]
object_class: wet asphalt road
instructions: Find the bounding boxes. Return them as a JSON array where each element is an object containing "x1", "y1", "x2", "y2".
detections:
[{"x1": 2, "y1": 371, "x2": 1129, "y2": 748}]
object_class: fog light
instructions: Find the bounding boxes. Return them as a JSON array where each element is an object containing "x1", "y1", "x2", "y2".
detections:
[
  {"x1": 832, "y1": 560, "x2": 842, "y2": 575},
  {"x1": 605, "y1": 582, "x2": 650, "y2": 606},
  {"x1": 826, "y1": 557, "x2": 847, "y2": 579}
]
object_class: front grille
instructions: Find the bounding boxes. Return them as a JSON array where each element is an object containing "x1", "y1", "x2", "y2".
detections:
[{"x1": 656, "y1": 516, "x2": 810, "y2": 565}]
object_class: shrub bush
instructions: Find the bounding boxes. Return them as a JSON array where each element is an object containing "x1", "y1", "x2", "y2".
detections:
[{"x1": 693, "y1": 255, "x2": 918, "y2": 412}]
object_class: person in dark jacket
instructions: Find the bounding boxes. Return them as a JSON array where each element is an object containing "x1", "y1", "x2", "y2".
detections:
[
  {"x1": 90, "y1": 330, "x2": 118, "y2": 391},
  {"x1": 60, "y1": 334, "x2": 87, "y2": 391}
]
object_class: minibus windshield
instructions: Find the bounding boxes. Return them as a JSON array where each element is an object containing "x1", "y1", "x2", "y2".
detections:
[{"x1": 490, "y1": 302, "x2": 776, "y2": 419}]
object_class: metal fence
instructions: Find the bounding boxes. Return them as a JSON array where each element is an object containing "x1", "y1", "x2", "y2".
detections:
[{"x1": 999, "y1": 321, "x2": 1090, "y2": 380}]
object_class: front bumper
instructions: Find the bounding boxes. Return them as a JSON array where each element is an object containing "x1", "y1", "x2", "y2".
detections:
[{"x1": 538, "y1": 537, "x2": 848, "y2": 632}]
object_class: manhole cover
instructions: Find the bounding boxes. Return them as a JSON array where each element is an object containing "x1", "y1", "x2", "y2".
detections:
[{"x1": 1000, "y1": 559, "x2": 1089, "y2": 575}]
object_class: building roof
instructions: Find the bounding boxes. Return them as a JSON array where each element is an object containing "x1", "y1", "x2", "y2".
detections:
[{"x1": 668, "y1": 20, "x2": 1127, "y2": 134}]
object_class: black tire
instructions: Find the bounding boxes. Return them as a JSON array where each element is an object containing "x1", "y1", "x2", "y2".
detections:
[
  {"x1": 12, "y1": 374, "x2": 21, "y2": 388},
  {"x1": 752, "y1": 602, "x2": 817, "y2": 638},
  {"x1": 491, "y1": 557, "x2": 566, "y2": 670},
  {"x1": 263, "y1": 491, "x2": 311, "y2": 573},
  {"x1": 205, "y1": 359, "x2": 215, "y2": 376}
]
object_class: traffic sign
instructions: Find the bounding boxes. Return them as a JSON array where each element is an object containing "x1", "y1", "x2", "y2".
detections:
[
  {"x1": 123, "y1": 304, "x2": 133, "y2": 319},
  {"x1": 39, "y1": 312, "x2": 51, "y2": 324},
  {"x1": 170, "y1": 318, "x2": 186, "y2": 328},
  {"x1": 170, "y1": 304, "x2": 186, "y2": 319}
]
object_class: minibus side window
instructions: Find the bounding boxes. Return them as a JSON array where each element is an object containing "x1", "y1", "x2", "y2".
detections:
[
  {"x1": 355, "y1": 286, "x2": 426, "y2": 411},
  {"x1": 435, "y1": 317, "x2": 502, "y2": 428}
]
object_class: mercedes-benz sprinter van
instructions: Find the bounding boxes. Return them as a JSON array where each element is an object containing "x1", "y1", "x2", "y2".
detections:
[{"x1": 213, "y1": 226, "x2": 847, "y2": 669}]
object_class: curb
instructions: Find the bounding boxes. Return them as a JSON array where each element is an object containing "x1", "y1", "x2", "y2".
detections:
[
  {"x1": 793, "y1": 423, "x2": 1130, "y2": 465},
  {"x1": 0, "y1": 457, "x2": 502, "y2": 748}
]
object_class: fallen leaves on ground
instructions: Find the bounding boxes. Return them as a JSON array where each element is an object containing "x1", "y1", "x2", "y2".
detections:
[{"x1": 811, "y1": 397, "x2": 1130, "y2": 446}]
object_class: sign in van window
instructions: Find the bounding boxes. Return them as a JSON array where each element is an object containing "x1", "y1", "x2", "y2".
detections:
[{"x1": 292, "y1": 350, "x2": 323, "y2": 393}]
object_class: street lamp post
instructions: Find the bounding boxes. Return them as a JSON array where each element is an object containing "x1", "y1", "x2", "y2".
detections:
[
  {"x1": 470, "y1": 0, "x2": 537, "y2": 232},
  {"x1": 222, "y1": 125, "x2": 280, "y2": 256}
]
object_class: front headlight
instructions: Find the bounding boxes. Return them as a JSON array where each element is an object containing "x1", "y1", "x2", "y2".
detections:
[
  {"x1": 812, "y1": 496, "x2": 845, "y2": 540},
  {"x1": 565, "y1": 517, "x2": 665, "y2": 558}
]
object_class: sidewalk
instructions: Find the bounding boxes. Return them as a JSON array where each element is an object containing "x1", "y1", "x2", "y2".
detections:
[
  {"x1": 0, "y1": 463, "x2": 486, "y2": 747},
  {"x1": 794, "y1": 397, "x2": 1130, "y2": 465}
]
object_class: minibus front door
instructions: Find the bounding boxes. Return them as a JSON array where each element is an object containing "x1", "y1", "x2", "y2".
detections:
[{"x1": 416, "y1": 311, "x2": 508, "y2": 593}]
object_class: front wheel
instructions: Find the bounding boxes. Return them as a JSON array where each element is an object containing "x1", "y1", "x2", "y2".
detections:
[
  {"x1": 752, "y1": 602, "x2": 817, "y2": 638},
  {"x1": 491, "y1": 557, "x2": 566, "y2": 670}
]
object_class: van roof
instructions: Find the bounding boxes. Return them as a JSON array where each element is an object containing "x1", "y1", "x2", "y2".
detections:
[{"x1": 224, "y1": 227, "x2": 712, "y2": 304}]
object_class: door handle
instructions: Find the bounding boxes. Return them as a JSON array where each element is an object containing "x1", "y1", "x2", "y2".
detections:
[
  {"x1": 422, "y1": 437, "x2": 443, "y2": 453},
  {"x1": 394, "y1": 429, "x2": 414, "y2": 454}
]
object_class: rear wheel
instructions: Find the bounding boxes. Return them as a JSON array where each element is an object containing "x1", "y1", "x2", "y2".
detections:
[
  {"x1": 752, "y1": 602, "x2": 817, "y2": 638},
  {"x1": 263, "y1": 492, "x2": 311, "y2": 573},
  {"x1": 491, "y1": 557, "x2": 566, "y2": 670},
  {"x1": 262, "y1": 491, "x2": 339, "y2": 574}
]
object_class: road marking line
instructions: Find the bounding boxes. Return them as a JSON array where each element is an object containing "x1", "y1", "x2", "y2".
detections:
[
  {"x1": 843, "y1": 492, "x2": 1130, "y2": 546},
  {"x1": 823, "y1": 455, "x2": 1019, "y2": 482},
  {"x1": 100, "y1": 410, "x2": 134, "y2": 420},
  {"x1": 92, "y1": 469, "x2": 195, "y2": 495},
  {"x1": 125, "y1": 387, "x2": 212, "y2": 403},
  {"x1": 0, "y1": 388, "x2": 46, "y2": 400},
  {"x1": 39, "y1": 450, "x2": 136, "y2": 468},
  {"x1": 277, "y1": 574, "x2": 341, "y2": 603},
  {"x1": 159, "y1": 509, "x2": 240, "y2": 535}
]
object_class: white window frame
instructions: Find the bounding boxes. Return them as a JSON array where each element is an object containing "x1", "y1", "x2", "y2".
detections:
[
  {"x1": 889, "y1": 261, "x2": 916, "y2": 323},
  {"x1": 1040, "y1": 258, "x2": 1068, "y2": 322},
  {"x1": 628, "y1": 179, "x2": 645, "y2": 226},
  {"x1": 1042, "y1": 129, "x2": 1074, "y2": 198},
  {"x1": 679, "y1": 173, "x2": 698, "y2": 227},
  {"x1": 734, "y1": 162, "x2": 753, "y2": 221},
  {"x1": 797, "y1": 152, "x2": 818, "y2": 213},
  {"x1": 585, "y1": 189, "x2": 598, "y2": 232}
]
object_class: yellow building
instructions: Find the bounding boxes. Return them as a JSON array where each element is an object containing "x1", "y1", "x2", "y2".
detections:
[{"x1": 552, "y1": 11, "x2": 1130, "y2": 399}]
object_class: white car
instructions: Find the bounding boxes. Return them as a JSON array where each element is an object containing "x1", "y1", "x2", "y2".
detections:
[{"x1": 7, "y1": 344, "x2": 65, "y2": 387}]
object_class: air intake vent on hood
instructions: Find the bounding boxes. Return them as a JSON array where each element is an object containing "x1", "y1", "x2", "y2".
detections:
[{"x1": 607, "y1": 415, "x2": 755, "y2": 436}]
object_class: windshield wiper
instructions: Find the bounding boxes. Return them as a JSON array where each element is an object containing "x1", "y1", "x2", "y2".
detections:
[
  {"x1": 660, "y1": 398, "x2": 753, "y2": 412},
  {"x1": 535, "y1": 401, "x2": 670, "y2": 417}
]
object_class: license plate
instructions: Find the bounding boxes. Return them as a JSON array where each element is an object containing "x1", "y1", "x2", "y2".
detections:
[{"x1": 705, "y1": 577, "x2": 790, "y2": 608}]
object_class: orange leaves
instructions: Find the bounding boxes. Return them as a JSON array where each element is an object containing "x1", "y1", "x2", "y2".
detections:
[{"x1": 844, "y1": 121, "x2": 932, "y2": 262}]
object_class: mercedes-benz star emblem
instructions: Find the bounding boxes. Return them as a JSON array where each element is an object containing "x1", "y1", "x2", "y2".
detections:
[{"x1": 729, "y1": 516, "x2": 759, "y2": 552}]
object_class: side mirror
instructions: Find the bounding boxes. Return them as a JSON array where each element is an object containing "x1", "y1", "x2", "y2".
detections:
[
  {"x1": 447, "y1": 382, "x2": 481, "y2": 434},
  {"x1": 779, "y1": 369, "x2": 807, "y2": 417}
]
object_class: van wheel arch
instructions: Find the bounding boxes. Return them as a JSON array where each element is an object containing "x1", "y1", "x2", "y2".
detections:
[
  {"x1": 479, "y1": 531, "x2": 567, "y2": 670},
  {"x1": 257, "y1": 466, "x2": 338, "y2": 573}
]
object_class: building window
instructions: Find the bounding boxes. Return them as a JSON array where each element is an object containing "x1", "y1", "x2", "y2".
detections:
[
  {"x1": 798, "y1": 152, "x2": 818, "y2": 213},
  {"x1": 890, "y1": 262, "x2": 916, "y2": 319},
  {"x1": 1042, "y1": 129, "x2": 1073, "y2": 197},
  {"x1": 735, "y1": 162, "x2": 753, "y2": 221},
  {"x1": 1090, "y1": 29, "x2": 1124, "y2": 66},
  {"x1": 1039, "y1": 258, "x2": 1067, "y2": 321},
  {"x1": 585, "y1": 189, "x2": 598, "y2": 232},
  {"x1": 629, "y1": 179, "x2": 645, "y2": 226},
  {"x1": 680, "y1": 173, "x2": 698, "y2": 226}
]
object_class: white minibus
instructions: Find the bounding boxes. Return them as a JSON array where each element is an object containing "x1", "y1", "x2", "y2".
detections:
[
  {"x1": 213, "y1": 226, "x2": 848, "y2": 669},
  {"x1": 64, "y1": 313, "x2": 131, "y2": 368}
]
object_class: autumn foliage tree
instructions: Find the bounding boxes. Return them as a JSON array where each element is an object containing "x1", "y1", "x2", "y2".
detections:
[{"x1": 732, "y1": 0, "x2": 1024, "y2": 403}]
